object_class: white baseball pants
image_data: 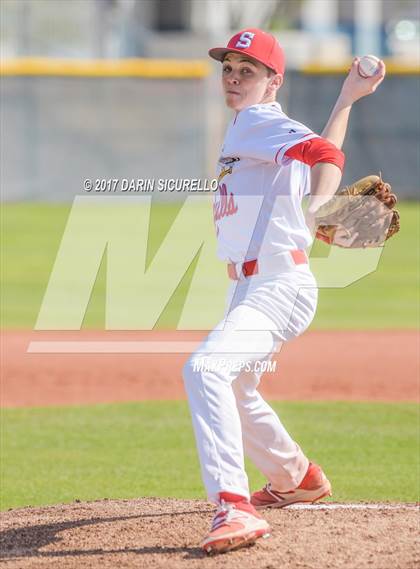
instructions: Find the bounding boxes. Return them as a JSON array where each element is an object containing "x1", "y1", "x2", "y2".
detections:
[{"x1": 183, "y1": 267, "x2": 318, "y2": 503}]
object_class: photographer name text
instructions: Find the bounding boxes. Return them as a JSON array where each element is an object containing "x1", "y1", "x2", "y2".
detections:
[{"x1": 83, "y1": 178, "x2": 218, "y2": 193}]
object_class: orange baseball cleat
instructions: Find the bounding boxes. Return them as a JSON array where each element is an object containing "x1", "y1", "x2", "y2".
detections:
[
  {"x1": 251, "y1": 462, "x2": 332, "y2": 510},
  {"x1": 201, "y1": 493, "x2": 270, "y2": 554}
]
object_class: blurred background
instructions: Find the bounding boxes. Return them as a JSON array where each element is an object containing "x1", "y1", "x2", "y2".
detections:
[
  {"x1": 1, "y1": 0, "x2": 419, "y2": 200},
  {"x1": 1, "y1": 0, "x2": 419, "y2": 330}
]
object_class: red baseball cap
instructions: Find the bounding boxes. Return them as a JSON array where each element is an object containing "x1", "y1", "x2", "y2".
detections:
[{"x1": 208, "y1": 28, "x2": 285, "y2": 75}]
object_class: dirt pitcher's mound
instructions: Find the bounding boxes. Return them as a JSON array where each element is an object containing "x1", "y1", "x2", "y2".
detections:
[{"x1": 1, "y1": 499, "x2": 418, "y2": 569}]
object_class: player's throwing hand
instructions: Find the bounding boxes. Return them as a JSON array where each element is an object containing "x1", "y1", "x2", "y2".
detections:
[{"x1": 340, "y1": 56, "x2": 386, "y2": 104}]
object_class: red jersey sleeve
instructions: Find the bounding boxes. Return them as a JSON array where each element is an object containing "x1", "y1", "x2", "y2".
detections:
[{"x1": 284, "y1": 137, "x2": 345, "y2": 172}]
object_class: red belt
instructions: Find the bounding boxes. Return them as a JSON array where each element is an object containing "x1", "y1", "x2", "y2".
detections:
[{"x1": 227, "y1": 250, "x2": 308, "y2": 280}]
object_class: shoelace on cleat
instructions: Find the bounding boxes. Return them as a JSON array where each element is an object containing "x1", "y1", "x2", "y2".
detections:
[
  {"x1": 211, "y1": 501, "x2": 249, "y2": 531},
  {"x1": 263, "y1": 483, "x2": 292, "y2": 501}
]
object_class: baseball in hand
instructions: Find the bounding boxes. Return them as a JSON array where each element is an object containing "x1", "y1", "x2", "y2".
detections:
[{"x1": 358, "y1": 55, "x2": 381, "y2": 78}]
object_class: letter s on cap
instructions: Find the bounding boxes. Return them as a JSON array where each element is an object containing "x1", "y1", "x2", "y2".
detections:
[{"x1": 235, "y1": 32, "x2": 255, "y2": 49}]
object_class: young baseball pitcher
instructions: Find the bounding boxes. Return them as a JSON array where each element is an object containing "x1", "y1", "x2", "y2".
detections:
[{"x1": 182, "y1": 28, "x2": 387, "y2": 554}]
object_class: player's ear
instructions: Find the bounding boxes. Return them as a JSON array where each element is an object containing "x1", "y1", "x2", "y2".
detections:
[
  {"x1": 272, "y1": 73, "x2": 283, "y2": 90},
  {"x1": 267, "y1": 73, "x2": 283, "y2": 96}
]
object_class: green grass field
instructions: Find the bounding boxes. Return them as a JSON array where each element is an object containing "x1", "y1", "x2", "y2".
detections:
[
  {"x1": 1, "y1": 201, "x2": 419, "y2": 329},
  {"x1": 1, "y1": 401, "x2": 418, "y2": 510},
  {"x1": 1, "y1": 203, "x2": 418, "y2": 511}
]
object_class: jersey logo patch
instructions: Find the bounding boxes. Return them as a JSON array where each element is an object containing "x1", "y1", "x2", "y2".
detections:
[
  {"x1": 235, "y1": 31, "x2": 255, "y2": 49},
  {"x1": 219, "y1": 156, "x2": 240, "y2": 165},
  {"x1": 218, "y1": 166, "x2": 232, "y2": 183}
]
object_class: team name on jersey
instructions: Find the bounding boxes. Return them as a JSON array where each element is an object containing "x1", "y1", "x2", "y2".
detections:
[
  {"x1": 213, "y1": 158, "x2": 239, "y2": 223},
  {"x1": 213, "y1": 182, "x2": 238, "y2": 221}
]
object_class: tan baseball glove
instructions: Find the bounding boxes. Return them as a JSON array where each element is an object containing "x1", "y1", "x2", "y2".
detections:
[{"x1": 315, "y1": 174, "x2": 400, "y2": 248}]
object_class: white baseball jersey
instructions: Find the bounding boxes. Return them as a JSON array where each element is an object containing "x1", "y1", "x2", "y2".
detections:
[{"x1": 213, "y1": 102, "x2": 319, "y2": 263}]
